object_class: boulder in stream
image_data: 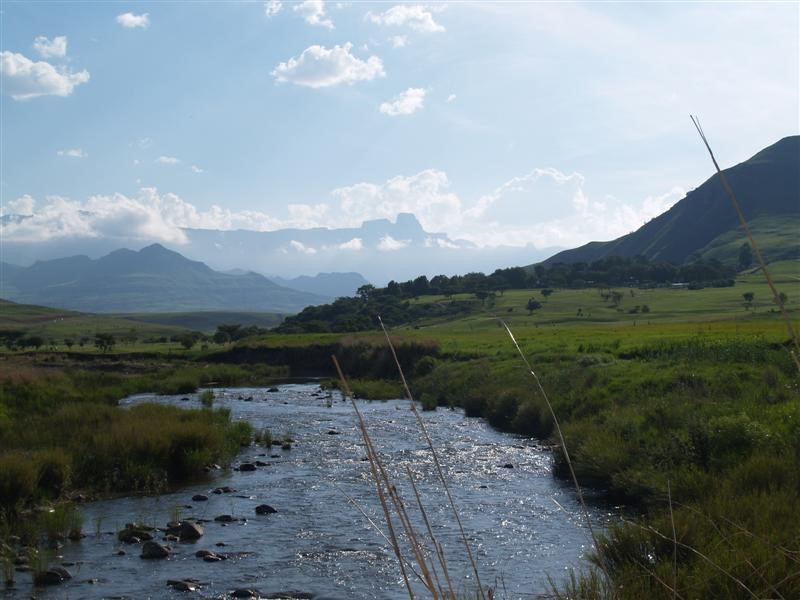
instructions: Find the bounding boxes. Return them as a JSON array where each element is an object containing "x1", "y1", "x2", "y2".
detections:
[
  {"x1": 255, "y1": 504, "x2": 277, "y2": 515},
  {"x1": 166, "y1": 521, "x2": 204, "y2": 540},
  {"x1": 140, "y1": 541, "x2": 170, "y2": 559}
]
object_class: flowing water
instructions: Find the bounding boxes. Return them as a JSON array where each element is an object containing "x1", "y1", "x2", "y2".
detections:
[{"x1": 6, "y1": 384, "x2": 613, "y2": 599}]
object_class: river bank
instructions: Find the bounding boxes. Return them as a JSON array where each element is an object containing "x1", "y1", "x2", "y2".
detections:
[{"x1": 3, "y1": 384, "x2": 609, "y2": 598}]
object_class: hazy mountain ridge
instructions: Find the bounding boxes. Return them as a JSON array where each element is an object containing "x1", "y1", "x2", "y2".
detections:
[
  {"x1": 0, "y1": 244, "x2": 328, "y2": 313},
  {"x1": 0, "y1": 213, "x2": 559, "y2": 284},
  {"x1": 543, "y1": 136, "x2": 800, "y2": 266},
  {"x1": 271, "y1": 272, "x2": 370, "y2": 298}
]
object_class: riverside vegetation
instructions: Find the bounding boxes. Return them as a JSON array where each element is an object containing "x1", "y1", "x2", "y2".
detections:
[
  {"x1": 237, "y1": 260, "x2": 800, "y2": 599},
  {"x1": 0, "y1": 261, "x2": 797, "y2": 597}
]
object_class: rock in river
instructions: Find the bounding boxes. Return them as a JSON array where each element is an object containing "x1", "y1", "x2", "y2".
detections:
[
  {"x1": 255, "y1": 504, "x2": 277, "y2": 515},
  {"x1": 140, "y1": 541, "x2": 170, "y2": 559}
]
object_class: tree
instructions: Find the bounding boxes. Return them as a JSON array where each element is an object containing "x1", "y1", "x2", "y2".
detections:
[
  {"x1": 23, "y1": 336, "x2": 45, "y2": 350},
  {"x1": 541, "y1": 288, "x2": 554, "y2": 300},
  {"x1": 742, "y1": 291, "x2": 755, "y2": 310},
  {"x1": 526, "y1": 298, "x2": 542, "y2": 314},
  {"x1": 357, "y1": 284, "x2": 376, "y2": 300},
  {"x1": 738, "y1": 242, "x2": 753, "y2": 270},
  {"x1": 94, "y1": 333, "x2": 116, "y2": 353},
  {"x1": 610, "y1": 291, "x2": 624, "y2": 307},
  {"x1": 776, "y1": 292, "x2": 788, "y2": 308},
  {"x1": 179, "y1": 334, "x2": 196, "y2": 350},
  {"x1": 64, "y1": 338, "x2": 75, "y2": 350}
]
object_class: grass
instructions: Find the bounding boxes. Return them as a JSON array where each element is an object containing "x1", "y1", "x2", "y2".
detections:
[
  {"x1": 0, "y1": 358, "x2": 272, "y2": 514},
  {"x1": 231, "y1": 263, "x2": 800, "y2": 599}
]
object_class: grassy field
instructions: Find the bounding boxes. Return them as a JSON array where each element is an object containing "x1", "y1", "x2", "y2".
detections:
[{"x1": 113, "y1": 310, "x2": 285, "y2": 333}]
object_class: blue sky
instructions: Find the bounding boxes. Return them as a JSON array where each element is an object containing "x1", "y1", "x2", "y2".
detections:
[{"x1": 2, "y1": 1, "x2": 798, "y2": 251}]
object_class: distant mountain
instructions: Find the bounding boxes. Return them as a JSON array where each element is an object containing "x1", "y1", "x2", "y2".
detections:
[
  {"x1": 0, "y1": 213, "x2": 559, "y2": 284},
  {"x1": 271, "y1": 272, "x2": 370, "y2": 298},
  {"x1": 542, "y1": 136, "x2": 800, "y2": 266},
  {"x1": 0, "y1": 244, "x2": 328, "y2": 313}
]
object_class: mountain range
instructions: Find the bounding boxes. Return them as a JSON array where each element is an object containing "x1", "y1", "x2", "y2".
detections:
[
  {"x1": 0, "y1": 212, "x2": 559, "y2": 284},
  {"x1": 0, "y1": 244, "x2": 329, "y2": 313},
  {"x1": 543, "y1": 136, "x2": 799, "y2": 266}
]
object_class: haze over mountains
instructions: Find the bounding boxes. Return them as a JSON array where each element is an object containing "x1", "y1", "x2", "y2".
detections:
[
  {"x1": 0, "y1": 244, "x2": 329, "y2": 313},
  {"x1": 0, "y1": 212, "x2": 559, "y2": 285},
  {"x1": 544, "y1": 136, "x2": 800, "y2": 266},
  {"x1": 1, "y1": 136, "x2": 797, "y2": 317}
]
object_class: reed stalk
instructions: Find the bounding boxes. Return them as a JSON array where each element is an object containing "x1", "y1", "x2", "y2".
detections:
[
  {"x1": 379, "y1": 317, "x2": 488, "y2": 600},
  {"x1": 690, "y1": 116, "x2": 800, "y2": 373},
  {"x1": 500, "y1": 321, "x2": 613, "y2": 589},
  {"x1": 333, "y1": 355, "x2": 417, "y2": 599}
]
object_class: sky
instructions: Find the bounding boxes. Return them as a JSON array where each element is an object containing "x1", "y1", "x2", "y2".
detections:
[{"x1": 1, "y1": 1, "x2": 798, "y2": 253}]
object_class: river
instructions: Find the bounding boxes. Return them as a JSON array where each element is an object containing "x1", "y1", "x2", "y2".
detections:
[{"x1": 5, "y1": 383, "x2": 612, "y2": 599}]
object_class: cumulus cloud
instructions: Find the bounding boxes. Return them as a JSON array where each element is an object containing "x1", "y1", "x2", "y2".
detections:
[
  {"x1": 0, "y1": 189, "x2": 297, "y2": 244},
  {"x1": 33, "y1": 35, "x2": 67, "y2": 58},
  {"x1": 2, "y1": 195, "x2": 36, "y2": 216},
  {"x1": 190, "y1": 165, "x2": 203, "y2": 173},
  {"x1": 116, "y1": 12, "x2": 150, "y2": 28},
  {"x1": 272, "y1": 43, "x2": 384, "y2": 88},
  {"x1": 337, "y1": 237, "x2": 363, "y2": 250},
  {"x1": 57, "y1": 148, "x2": 87, "y2": 158},
  {"x1": 294, "y1": 0, "x2": 333, "y2": 29},
  {"x1": 367, "y1": 5, "x2": 445, "y2": 33},
  {"x1": 377, "y1": 235, "x2": 409, "y2": 251},
  {"x1": 446, "y1": 93, "x2": 456, "y2": 102},
  {"x1": 264, "y1": 0, "x2": 282, "y2": 17},
  {"x1": 156, "y1": 156, "x2": 180, "y2": 165},
  {"x1": 0, "y1": 51, "x2": 89, "y2": 100},
  {"x1": 330, "y1": 170, "x2": 461, "y2": 233},
  {"x1": 289, "y1": 240, "x2": 317, "y2": 254},
  {"x1": 379, "y1": 87, "x2": 426, "y2": 116}
]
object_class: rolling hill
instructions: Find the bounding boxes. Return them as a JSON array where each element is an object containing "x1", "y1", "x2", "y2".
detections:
[
  {"x1": 0, "y1": 244, "x2": 328, "y2": 313},
  {"x1": 542, "y1": 136, "x2": 799, "y2": 266}
]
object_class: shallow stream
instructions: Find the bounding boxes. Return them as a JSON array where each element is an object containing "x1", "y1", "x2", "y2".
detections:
[{"x1": 5, "y1": 383, "x2": 613, "y2": 599}]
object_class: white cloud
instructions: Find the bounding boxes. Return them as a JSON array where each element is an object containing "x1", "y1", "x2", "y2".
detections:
[
  {"x1": 289, "y1": 240, "x2": 317, "y2": 255},
  {"x1": 380, "y1": 87, "x2": 426, "y2": 116},
  {"x1": 294, "y1": 0, "x2": 334, "y2": 29},
  {"x1": 0, "y1": 51, "x2": 89, "y2": 101},
  {"x1": 337, "y1": 237, "x2": 363, "y2": 250},
  {"x1": 389, "y1": 35, "x2": 407, "y2": 48},
  {"x1": 330, "y1": 169, "x2": 460, "y2": 232},
  {"x1": 2, "y1": 195, "x2": 36, "y2": 216},
  {"x1": 116, "y1": 12, "x2": 150, "y2": 28},
  {"x1": 446, "y1": 93, "x2": 456, "y2": 102},
  {"x1": 264, "y1": 0, "x2": 282, "y2": 17},
  {"x1": 57, "y1": 148, "x2": 87, "y2": 158},
  {"x1": 272, "y1": 43, "x2": 385, "y2": 88},
  {"x1": 33, "y1": 35, "x2": 67, "y2": 59},
  {"x1": 367, "y1": 5, "x2": 445, "y2": 33},
  {"x1": 0, "y1": 189, "x2": 325, "y2": 244},
  {"x1": 377, "y1": 235, "x2": 409, "y2": 251},
  {"x1": 156, "y1": 156, "x2": 180, "y2": 165},
  {"x1": 190, "y1": 165, "x2": 203, "y2": 173}
]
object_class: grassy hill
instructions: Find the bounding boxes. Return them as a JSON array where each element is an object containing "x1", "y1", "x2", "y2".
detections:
[{"x1": 542, "y1": 136, "x2": 799, "y2": 266}]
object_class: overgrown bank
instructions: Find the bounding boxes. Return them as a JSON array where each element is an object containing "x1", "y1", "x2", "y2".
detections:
[
  {"x1": 0, "y1": 358, "x2": 287, "y2": 511},
  {"x1": 244, "y1": 322, "x2": 799, "y2": 599}
]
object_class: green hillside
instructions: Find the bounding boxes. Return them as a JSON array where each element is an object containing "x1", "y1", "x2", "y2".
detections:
[{"x1": 543, "y1": 136, "x2": 799, "y2": 266}]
